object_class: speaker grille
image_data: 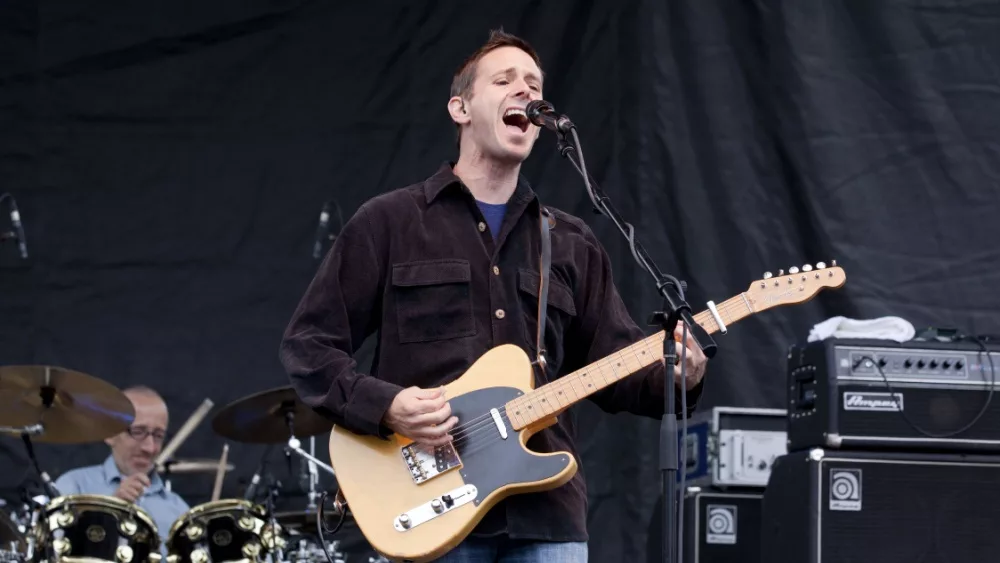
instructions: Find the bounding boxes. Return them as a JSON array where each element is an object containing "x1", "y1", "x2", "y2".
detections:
[{"x1": 819, "y1": 457, "x2": 1000, "y2": 561}]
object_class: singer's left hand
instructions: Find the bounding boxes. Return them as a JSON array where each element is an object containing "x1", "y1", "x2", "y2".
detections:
[{"x1": 668, "y1": 325, "x2": 707, "y2": 391}]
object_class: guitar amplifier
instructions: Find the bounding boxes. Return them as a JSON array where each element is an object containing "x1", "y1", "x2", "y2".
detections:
[
  {"x1": 786, "y1": 338, "x2": 1000, "y2": 451},
  {"x1": 678, "y1": 407, "x2": 786, "y2": 488},
  {"x1": 761, "y1": 448, "x2": 1000, "y2": 563},
  {"x1": 647, "y1": 487, "x2": 762, "y2": 563}
]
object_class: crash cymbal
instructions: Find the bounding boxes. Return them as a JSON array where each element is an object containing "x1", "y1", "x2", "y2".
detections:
[
  {"x1": 0, "y1": 365, "x2": 134, "y2": 444},
  {"x1": 158, "y1": 459, "x2": 235, "y2": 474},
  {"x1": 211, "y1": 386, "x2": 332, "y2": 444}
]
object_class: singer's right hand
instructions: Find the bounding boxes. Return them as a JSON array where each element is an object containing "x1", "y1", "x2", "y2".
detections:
[
  {"x1": 114, "y1": 473, "x2": 150, "y2": 503},
  {"x1": 383, "y1": 386, "x2": 458, "y2": 447}
]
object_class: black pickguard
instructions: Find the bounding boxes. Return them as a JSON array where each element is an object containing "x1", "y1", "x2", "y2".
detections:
[{"x1": 447, "y1": 386, "x2": 571, "y2": 506}]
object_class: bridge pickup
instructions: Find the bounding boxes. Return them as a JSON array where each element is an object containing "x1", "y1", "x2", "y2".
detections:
[
  {"x1": 394, "y1": 485, "x2": 478, "y2": 532},
  {"x1": 401, "y1": 441, "x2": 462, "y2": 485}
]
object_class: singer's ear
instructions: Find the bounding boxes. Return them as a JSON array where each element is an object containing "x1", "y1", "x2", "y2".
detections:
[{"x1": 448, "y1": 96, "x2": 471, "y2": 125}]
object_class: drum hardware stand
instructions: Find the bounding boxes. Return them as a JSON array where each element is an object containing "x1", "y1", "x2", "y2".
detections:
[
  {"x1": 244, "y1": 445, "x2": 275, "y2": 501},
  {"x1": 281, "y1": 407, "x2": 336, "y2": 480},
  {"x1": 12, "y1": 387, "x2": 62, "y2": 501},
  {"x1": 162, "y1": 461, "x2": 174, "y2": 492}
]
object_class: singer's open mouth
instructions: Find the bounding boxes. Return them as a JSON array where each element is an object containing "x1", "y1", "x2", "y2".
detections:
[{"x1": 502, "y1": 107, "x2": 530, "y2": 133}]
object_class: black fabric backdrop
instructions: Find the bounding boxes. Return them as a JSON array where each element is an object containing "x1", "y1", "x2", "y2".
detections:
[{"x1": 2, "y1": 1, "x2": 999, "y2": 560}]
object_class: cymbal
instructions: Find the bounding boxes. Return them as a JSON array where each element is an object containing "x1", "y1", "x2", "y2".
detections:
[
  {"x1": 211, "y1": 386, "x2": 331, "y2": 444},
  {"x1": 159, "y1": 458, "x2": 235, "y2": 474},
  {"x1": 0, "y1": 365, "x2": 134, "y2": 443}
]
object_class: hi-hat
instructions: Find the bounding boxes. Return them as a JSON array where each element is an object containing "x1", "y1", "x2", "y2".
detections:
[
  {"x1": 0, "y1": 365, "x2": 134, "y2": 443},
  {"x1": 158, "y1": 458, "x2": 235, "y2": 474},
  {"x1": 211, "y1": 386, "x2": 332, "y2": 444}
]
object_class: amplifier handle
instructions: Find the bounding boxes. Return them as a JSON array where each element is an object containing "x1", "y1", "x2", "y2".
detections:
[{"x1": 792, "y1": 368, "x2": 817, "y2": 412}]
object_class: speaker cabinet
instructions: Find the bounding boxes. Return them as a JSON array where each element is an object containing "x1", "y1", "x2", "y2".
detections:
[{"x1": 762, "y1": 448, "x2": 1000, "y2": 562}]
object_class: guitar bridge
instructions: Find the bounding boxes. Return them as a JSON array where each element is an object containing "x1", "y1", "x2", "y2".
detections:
[{"x1": 401, "y1": 441, "x2": 462, "y2": 484}]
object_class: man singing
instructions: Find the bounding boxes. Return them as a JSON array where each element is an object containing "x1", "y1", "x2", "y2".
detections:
[
  {"x1": 280, "y1": 29, "x2": 708, "y2": 562},
  {"x1": 54, "y1": 386, "x2": 189, "y2": 545}
]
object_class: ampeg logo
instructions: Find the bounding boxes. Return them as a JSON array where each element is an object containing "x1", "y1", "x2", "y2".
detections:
[
  {"x1": 843, "y1": 391, "x2": 903, "y2": 412},
  {"x1": 829, "y1": 469, "x2": 862, "y2": 511},
  {"x1": 705, "y1": 505, "x2": 737, "y2": 544}
]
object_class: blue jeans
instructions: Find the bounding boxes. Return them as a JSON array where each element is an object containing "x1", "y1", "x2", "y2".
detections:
[{"x1": 433, "y1": 536, "x2": 588, "y2": 562}]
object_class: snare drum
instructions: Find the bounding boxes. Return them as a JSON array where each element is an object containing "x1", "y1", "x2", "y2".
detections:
[
  {"x1": 166, "y1": 500, "x2": 283, "y2": 563},
  {"x1": 33, "y1": 494, "x2": 160, "y2": 563}
]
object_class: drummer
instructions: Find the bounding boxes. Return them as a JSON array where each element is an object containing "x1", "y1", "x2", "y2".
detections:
[{"x1": 53, "y1": 385, "x2": 189, "y2": 545}]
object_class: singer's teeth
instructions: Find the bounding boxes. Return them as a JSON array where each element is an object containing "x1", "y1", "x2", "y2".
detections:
[{"x1": 502, "y1": 107, "x2": 529, "y2": 132}]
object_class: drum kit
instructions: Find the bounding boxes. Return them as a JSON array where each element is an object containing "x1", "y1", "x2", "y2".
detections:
[{"x1": 0, "y1": 365, "x2": 388, "y2": 563}]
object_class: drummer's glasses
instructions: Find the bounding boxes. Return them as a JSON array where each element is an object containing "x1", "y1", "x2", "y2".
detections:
[{"x1": 126, "y1": 426, "x2": 167, "y2": 444}]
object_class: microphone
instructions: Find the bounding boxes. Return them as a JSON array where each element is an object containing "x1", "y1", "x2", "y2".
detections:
[
  {"x1": 312, "y1": 202, "x2": 330, "y2": 259},
  {"x1": 526, "y1": 100, "x2": 575, "y2": 134}
]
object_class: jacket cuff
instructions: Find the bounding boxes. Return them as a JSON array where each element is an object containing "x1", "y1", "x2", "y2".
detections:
[{"x1": 345, "y1": 376, "x2": 404, "y2": 438}]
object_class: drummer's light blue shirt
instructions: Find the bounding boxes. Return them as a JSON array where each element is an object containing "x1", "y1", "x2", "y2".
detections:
[{"x1": 53, "y1": 455, "x2": 189, "y2": 549}]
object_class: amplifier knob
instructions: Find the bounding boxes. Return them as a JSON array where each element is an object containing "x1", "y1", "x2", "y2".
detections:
[
  {"x1": 877, "y1": 358, "x2": 887, "y2": 368},
  {"x1": 942, "y1": 360, "x2": 951, "y2": 369},
  {"x1": 917, "y1": 360, "x2": 926, "y2": 369},
  {"x1": 956, "y1": 360, "x2": 965, "y2": 369},
  {"x1": 904, "y1": 359, "x2": 913, "y2": 368},
  {"x1": 929, "y1": 360, "x2": 938, "y2": 369}
]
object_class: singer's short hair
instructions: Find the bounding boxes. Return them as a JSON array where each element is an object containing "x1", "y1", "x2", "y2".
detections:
[{"x1": 450, "y1": 29, "x2": 544, "y2": 148}]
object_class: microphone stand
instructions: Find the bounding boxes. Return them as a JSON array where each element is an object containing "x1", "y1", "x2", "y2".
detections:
[{"x1": 551, "y1": 126, "x2": 717, "y2": 563}]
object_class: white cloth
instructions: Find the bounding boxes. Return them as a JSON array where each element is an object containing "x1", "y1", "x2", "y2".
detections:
[{"x1": 807, "y1": 316, "x2": 915, "y2": 343}]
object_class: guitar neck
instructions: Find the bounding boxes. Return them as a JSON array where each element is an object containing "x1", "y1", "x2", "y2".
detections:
[{"x1": 504, "y1": 292, "x2": 756, "y2": 430}]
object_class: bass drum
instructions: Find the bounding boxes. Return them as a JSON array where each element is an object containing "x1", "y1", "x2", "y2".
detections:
[
  {"x1": 167, "y1": 500, "x2": 282, "y2": 563},
  {"x1": 32, "y1": 494, "x2": 160, "y2": 563}
]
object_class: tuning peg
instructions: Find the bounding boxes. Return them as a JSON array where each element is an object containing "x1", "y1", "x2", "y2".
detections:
[
  {"x1": 789, "y1": 266, "x2": 800, "y2": 274},
  {"x1": 816, "y1": 262, "x2": 826, "y2": 269},
  {"x1": 778, "y1": 269, "x2": 784, "y2": 276},
  {"x1": 763, "y1": 271, "x2": 773, "y2": 279},
  {"x1": 832, "y1": 259, "x2": 837, "y2": 266},
  {"x1": 802, "y1": 264, "x2": 813, "y2": 272}
]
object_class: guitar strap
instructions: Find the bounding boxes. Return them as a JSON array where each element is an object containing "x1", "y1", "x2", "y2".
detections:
[{"x1": 533, "y1": 206, "x2": 554, "y2": 376}]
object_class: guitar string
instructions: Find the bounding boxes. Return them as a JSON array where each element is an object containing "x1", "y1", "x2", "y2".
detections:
[
  {"x1": 450, "y1": 411, "x2": 511, "y2": 450},
  {"x1": 439, "y1": 294, "x2": 755, "y2": 440},
  {"x1": 423, "y1": 285, "x2": 820, "y2": 455}
]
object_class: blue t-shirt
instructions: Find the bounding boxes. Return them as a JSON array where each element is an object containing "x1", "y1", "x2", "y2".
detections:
[{"x1": 476, "y1": 201, "x2": 507, "y2": 240}]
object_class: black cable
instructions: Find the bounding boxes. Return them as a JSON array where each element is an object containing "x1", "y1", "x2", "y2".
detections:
[
  {"x1": 315, "y1": 490, "x2": 346, "y2": 563},
  {"x1": 853, "y1": 335, "x2": 995, "y2": 438},
  {"x1": 677, "y1": 322, "x2": 688, "y2": 563}
]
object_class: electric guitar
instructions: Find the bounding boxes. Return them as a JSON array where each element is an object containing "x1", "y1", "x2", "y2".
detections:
[{"x1": 328, "y1": 263, "x2": 847, "y2": 562}]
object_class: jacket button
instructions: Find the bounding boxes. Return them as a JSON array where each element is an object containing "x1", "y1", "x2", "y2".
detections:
[
  {"x1": 478, "y1": 222, "x2": 487, "y2": 232},
  {"x1": 492, "y1": 266, "x2": 500, "y2": 276},
  {"x1": 495, "y1": 309, "x2": 505, "y2": 319}
]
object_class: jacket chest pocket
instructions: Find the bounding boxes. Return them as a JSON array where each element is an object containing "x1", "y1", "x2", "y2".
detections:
[
  {"x1": 391, "y1": 259, "x2": 476, "y2": 344},
  {"x1": 516, "y1": 268, "x2": 577, "y2": 359}
]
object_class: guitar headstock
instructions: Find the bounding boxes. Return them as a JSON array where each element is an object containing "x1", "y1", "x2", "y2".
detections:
[{"x1": 744, "y1": 261, "x2": 846, "y2": 312}]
